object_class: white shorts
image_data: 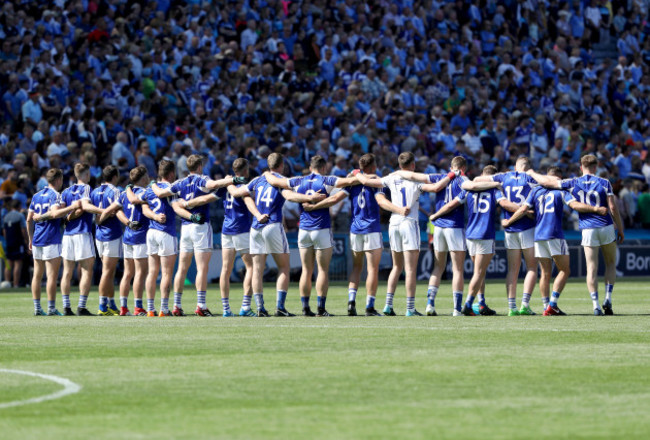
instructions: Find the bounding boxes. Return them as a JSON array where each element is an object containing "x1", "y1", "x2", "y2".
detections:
[
  {"x1": 535, "y1": 239, "x2": 569, "y2": 258},
  {"x1": 123, "y1": 243, "x2": 148, "y2": 259},
  {"x1": 388, "y1": 221, "x2": 420, "y2": 252},
  {"x1": 95, "y1": 238, "x2": 123, "y2": 258},
  {"x1": 180, "y1": 223, "x2": 213, "y2": 253},
  {"x1": 250, "y1": 223, "x2": 289, "y2": 255},
  {"x1": 33, "y1": 244, "x2": 62, "y2": 261},
  {"x1": 350, "y1": 232, "x2": 383, "y2": 253},
  {"x1": 504, "y1": 229, "x2": 535, "y2": 250},
  {"x1": 466, "y1": 238, "x2": 495, "y2": 256},
  {"x1": 222, "y1": 232, "x2": 250, "y2": 253},
  {"x1": 298, "y1": 228, "x2": 333, "y2": 250},
  {"x1": 62, "y1": 233, "x2": 95, "y2": 261},
  {"x1": 146, "y1": 229, "x2": 178, "y2": 257},
  {"x1": 433, "y1": 227, "x2": 466, "y2": 252},
  {"x1": 582, "y1": 224, "x2": 616, "y2": 247}
]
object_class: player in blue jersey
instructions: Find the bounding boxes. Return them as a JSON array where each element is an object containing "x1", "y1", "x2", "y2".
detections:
[
  {"x1": 150, "y1": 154, "x2": 238, "y2": 317},
  {"x1": 55, "y1": 163, "x2": 105, "y2": 316},
  {"x1": 357, "y1": 152, "x2": 456, "y2": 316},
  {"x1": 180, "y1": 158, "x2": 269, "y2": 317},
  {"x1": 228, "y1": 152, "x2": 327, "y2": 317},
  {"x1": 431, "y1": 165, "x2": 517, "y2": 316},
  {"x1": 503, "y1": 166, "x2": 609, "y2": 315},
  {"x1": 90, "y1": 165, "x2": 123, "y2": 316},
  {"x1": 27, "y1": 168, "x2": 81, "y2": 315},
  {"x1": 264, "y1": 155, "x2": 358, "y2": 316},
  {"x1": 474, "y1": 156, "x2": 539, "y2": 315},
  {"x1": 99, "y1": 166, "x2": 151, "y2": 316},
  {"x1": 528, "y1": 155, "x2": 625, "y2": 315}
]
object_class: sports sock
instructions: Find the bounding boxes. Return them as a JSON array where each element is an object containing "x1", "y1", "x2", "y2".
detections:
[
  {"x1": 508, "y1": 297, "x2": 517, "y2": 310},
  {"x1": 47, "y1": 300, "x2": 56, "y2": 311},
  {"x1": 135, "y1": 298, "x2": 143, "y2": 309},
  {"x1": 241, "y1": 294, "x2": 252, "y2": 311},
  {"x1": 348, "y1": 288, "x2": 357, "y2": 302},
  {"x1": 453, "y1": 291, "x2": 463, "y2": 311},
  {"x1": 147, "y1": 298, "x2": 155, "y2": 312},
  {"x1": 174, "y1": 292, "x2": 182, "y2": 307},
  {"x1": 109, "y1": 298, "x2": 117, "y2": 310},
  {"x1": 522, "y1": 293, "x2": 531, "y2": 307},
  {"x1": 550, "y1": 291, "x2": 561, "y2": 307},
  {"x1": 542, "y1": 296, "x2": 550, "y2": 308},
  {"x1": 33, "y1": 299, "x2": 41, "y2": 312},
  {"x1": 477, "y1": 293, "x2": 486, "y2": 307},
  {"x1": 317, "y1": 296, "x2": 326, "y2": 309},
  {"x1": 161, "y1": 297, "x2": 169, "y2": 312},
  {"x1": 465, "y1": 295, "x2": 475, "y2": 308},
  {"x1": 99, "y1": 296, "x2": 108, "y2": 312},
  {"x1": 406, "y1": 296, "x2": 415, "y2": 312},
  {"x1": 301, "y1": 296, "x2": 310, "y2": 308},
  {"x1": 222, "y1": 297, "x2": 231, "y2": 313},
  {"x1": 78, "y1": 295, "x2": 88, "y2": 309},
  {"x1": 120, "y1": 296, "x2": 128, "y2": 308},
  {"x1": 277, "y1": 290, "x2": 287, "y2": 309},
  {"x1": 197, "y1": 291, "x2": 206, "y2": 308},
  {"x1": 254, "y1": 293, "x2": 264, "y2": 310},
  {"x1": 605, "y1": 284, "x2": 613, "y2": 303},
  {"x1": 385, "y1": 292, "x2": 394, "y2": 308},
  {"x1": 427, "y1": 285, "x2": 438, "y2": 307},
  {"x1": 590, "y1": 291, "x2": 600, "y2": 309},
  {"x1": 366, "y1": 295, "x2": 375, "y2": 309},
  {"x1": 62, "y1": 295, "x2": 71, "y2": 308}
]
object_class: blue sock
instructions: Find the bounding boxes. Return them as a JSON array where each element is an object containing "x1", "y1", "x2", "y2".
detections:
[
  {"x1": 277, "y1": 290, "x2": 287, "y2": 309},
  {"x1": 522, "y1": 293, "x2": 531, "y2": 307},
  {"x1": 477, "y1": 293, "x2": 486, "y2": 306},
  {"x1": 550, "y1": 291, "x2": 560, "y2": 308},
  {"x1": 385, "y1": 292, "x2": 394, "y2": 308},
  {"x1": 317, "y1": 296, "x2": 326, "y2": 309},
  {"x1": 174, "y1": 292, "x2": 182, "y2": 307},
  {"x1": 453, "y1": 292, "x2": 463, "y2": 311},
  {"x1": 147, "y1": 298, "x2": 155, "y2": 312},
  {"x1": 161, "y1": 297, "x2": 169, "y2": 311},
  {"x1": 197, "y1": 291, "x2": 206, "y2": 308},
  {"x1": 222, "y1": 297, "x2": 231, "y2": 313},
  {"x1": 406, "y1": 296, "x2": 415, "y2": 312},
  {"x1": 33, "y1": 299, "x2": 41, "y2": 311},
  {"x1": 427, "y1": 285, "x2": 438, "y2": 307},
  {"x1": 62, "y1": 295, "x2": 71, "y2": 308},
  {"x1": 241, "y1": 294, "x2": 252, "y2": 310},
  {"x1": 78, "y1": 295, "x2": 88, "y2": 308},
  {"x1": 465, "y1": 295, "x2": 475, "y2": 308},
  {"x1": 590, "y1": 291, "x2": 600, "y2": 309},
  {"x1": 366, "y1": 295, "x2": 375, "y2": 309},
  {"x1": 135, "y1": 298, "x2": 143, "y2": 309},
  {"x1": 47, "y1": 300, "x2": 56, "y2": 311},
  {"x1": 254, "y1": 293, "x2": 265, "y2": 310},
  {"x1": 99, "y1": 296, "x2": 108, "y2": 312},
  {"x1": 109, "y1": 298, "x2": 117, "y2": 310},
  {"x1": 508, "y1": 297, "x2": 517, "y2": 310},
  {"x1": 301, "y1": 296, "x2": 310, "y2": 308},
  {"x1": 120, "y1": 296, "x2": 128, "y2": 308},
  {"x1": 605, "y1": 284, "x2": 613, "y2": 303},
  {"x1": 348, "y1": 288, "x2": 357, "y2": 302},
  {"x1": 542, "y1": 296, "x2": 550, "y2": 308}
]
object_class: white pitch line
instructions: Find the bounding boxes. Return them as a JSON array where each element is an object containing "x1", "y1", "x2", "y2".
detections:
[{"x1": 0, "y1": 369, "x2": 81, "y2": 409}]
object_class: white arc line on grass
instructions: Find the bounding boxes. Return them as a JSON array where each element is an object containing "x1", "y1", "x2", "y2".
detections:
[{"x1": 0, "y1": 369, "x2": 82, "y2": 409}]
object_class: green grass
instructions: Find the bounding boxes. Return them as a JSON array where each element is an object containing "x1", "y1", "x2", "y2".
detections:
[{"x1": 1, "y1": 279, "x2": 650, "y2": 439}]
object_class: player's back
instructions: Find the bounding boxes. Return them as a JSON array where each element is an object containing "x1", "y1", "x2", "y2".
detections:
[
  {"x1": 494, "y1": 171, "x2": 536, "y2": 232},
  {"x1": 29, "y1": 187, "x2": 63, "y2": 246},
  {"x1": 61, "y1": 183, "x2": 93, "y2": 235},
  {"x1": 290, "y1": 173, "x2": 338, "y2": 230},
  {"x1": 348, "y1": 184, "x2": 382, "y2": 234},
  {"x1": 142, "y1": 182, "x2": 177, "y2": 235},
  {"x1": 430, "y1": 173, "x2": 468, "y2": 228},
  {"x1": 217, "y1": 185, "x2": 252, "y2": 235},
  {"x1": 562, "y1": 175, "x2": 613, "y2": 229},
  {"x1": 91, "y1": 183, "x2": 123, "y2": 241},
  {"x1": 170, "y1": 174, "x2": 211, "y2": 225},
  {"x1": 120, "y1": 186, "x2": 149, "y2": 245},
  {"x1": 460, "y1": 188, "x2": 502, "y2": 240},
  {"x1": 528, "y1": 186, "x2": 566, "y2": 241},
  {"x1": 381, "y1": 173, "x2": 422, "y2": 225},
  {"x1": 248, "y1": 174, "x2": 285, "y2": 228}
]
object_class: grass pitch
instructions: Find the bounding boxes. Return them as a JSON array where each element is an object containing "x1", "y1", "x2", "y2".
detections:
[{"x1": 1, "y1": 278, "x2": 649, "y2": 439}]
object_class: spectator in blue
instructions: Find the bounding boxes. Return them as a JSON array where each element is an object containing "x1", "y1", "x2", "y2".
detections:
[{"x1": 450, "y1": 104, "x2": 471, "y2": 134}]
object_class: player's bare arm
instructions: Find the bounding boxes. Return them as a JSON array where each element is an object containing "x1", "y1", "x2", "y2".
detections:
[
  {"x1": 376, "y1": 192, "x2": 410, "y2": 216},
  {"x1": 394, "y1": 170, "x2": 431, "y2": 183},
  {"x1": 81, "y1": 198, "x2": 104, "y2": 215},
  {"x1": 334, "y1": 177, "x2": 360, "y2": 188},
  {"x1": 527, "y1": 169, "x2": 561, "y2": 188},
  {"x1": 568, "y1": 200, "x2": 608, "y2": 216},
  {"x1": 126, "y1": 186, "x2": 147, "y2": 205},
  {"x1": 205, "y1": 175, "x2": 236, "y2": 190},
  {"x1": 181, "y1": 193, "x2": 218, "y2": 209},
  {"x1": 98, "y1": 201, "x2": 121, "y2": 224},
  {"x1": 170, "y1": 201, "x2": 193, "y2": 221},
  {"x1": 242, "y1": 196, "x2": 269, "y2": 224},
  {"x1": 303, "y1": 190, "x2": 347, "y2": 211},
  {"x1": 501, "y1": 204, "x2": 529, "y2": 228},
  {"x1": 141, "y1": 203, "x2": 166, "y2": 224},
  {"x1": 498, "y1": 199, "x2": 521, "y2": 213},
  {"x1": 34, "y1": 199, "x2": 81, "y2": 222},
  {"x1": 355, "y1": 172, "x2": 384, "y2": 188},
  {"x1": 228, "y1": 185, "x2": 251, "y2": 198},
  {"x1": 461, "y1": 180, "x2": 501, "y2": 191},
  {"x1": 608, "y1": 195, "x2": 625, "y2": 243},
  {"x1": 151, "y1": 183, "x2": 174, "y2": 198},
  {"x1": 430, "y1": 199, "x2": 461, "y2": 221},
  {"x1": 281, "y1": 189, "x2": 327, "y2": 204},
  {"x1": 26, "y1": 210, "x2": 35, "y2": 251},
  {"x1": 263, "y1": 171, "x2": 291, "y2": 189}
]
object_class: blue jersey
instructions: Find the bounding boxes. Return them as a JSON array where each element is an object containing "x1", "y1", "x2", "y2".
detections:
[
  {"x1": 61, "y1": 183, "x2": 93, "y2": 235},
  {"x1": 348, "y1": 184, "x2": 383, "y2": 234},
  {"x1": 289, "y1": 173, "x2": 339, "y2": 230},
  {"x1": 139, "y1": 182, "x2": 177, "y2": 236},
  {"x1": 525, "y1": 186, "x2": 571, "y2": 241},
  {"x1": 91, "y1": 183, "x2": 123, "y2": 241},
  {"x1": 170, "y1": 174, "x2": 213, "y2": 226},
  {"x1": 118, "y1": 187, "x2": 149, "y2": 245},
  {"x1": 28, "y1": 187, "x2": 63, "y2": 246},
  {"x1": 457, "y1": 188, "x2": 504, "y2": 240},
  {"x1": 247, "y1": 173, "x2": 286, "y2": 229},
  {"x1": 216, "y1": 186, "x2": 252, "y2": 235},
  {"x1": 429, "y1": 173, "x2": 468, "y2": 228},
  {"x1": 492, "y1": 171, "x2": 537, "y2": 233},
  {"x1": 562, "y1": 175, "x2": 614, "y2": 229}
]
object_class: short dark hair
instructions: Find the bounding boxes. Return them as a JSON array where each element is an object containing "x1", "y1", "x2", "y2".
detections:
[
  {"x1": 158, "y1": 159, "x2": 176, "y2": 179},
  {"x1": 129, "y1": 166, "x2": 147, "y2": 184},
  {"x1": 268, "y1": 152, "x2": 284, "y2": 171},
  {"x1": 74, "y1": 163, "x2": 89, "y2": 178},
  {"x1": 102, "y1": 165, "x2": 119, "y2": 183},
  {"x1": 46, "y1": 168, "x2": 63, "y2": 184},
  {"x1": 451, "y1": 156, "x2": 467, "y2": 170},
  {"x1": 398, "y1": 152, "x2": 415, "y2": 168},
  {"x1": 483, "y1": 165, "x2": 498, "y2": 175},
  {"x1": 186, "y1": 154, "x2": 204, "y2": 172},
  {"x1": 232, "y1": 158, "x2": 249, "y2": 174},
  {"x1": 359, "y1": 153, "x2": 376, "y2": 172},
  {"x1": 547, "y1": 166, "x2": 562, "y2": 178},
  {"x1": 581, "y1": 154, "x2": 598, "y2": 170},
  {"x1": 310, "y1": 155, "x2": 327, "y2": 170}
]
